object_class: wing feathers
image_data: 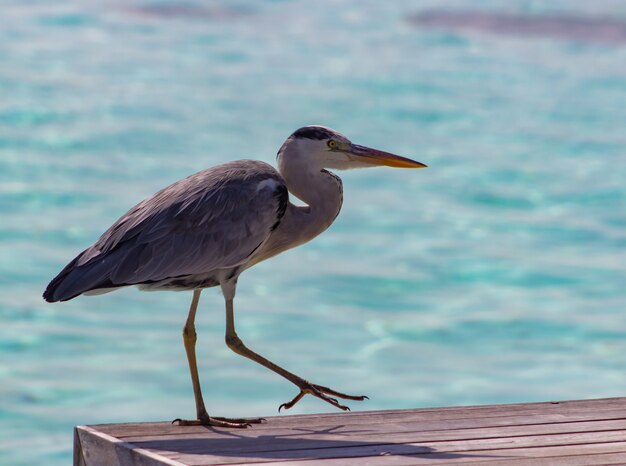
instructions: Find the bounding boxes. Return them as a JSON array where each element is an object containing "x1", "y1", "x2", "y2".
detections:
[{"x1": 43, "y1": 160, "x2": 288, "y2": 301}]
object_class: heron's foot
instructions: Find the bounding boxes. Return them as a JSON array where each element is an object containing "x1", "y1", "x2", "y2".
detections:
[
  {"x1": 173, "y1": 413, "x2": 266, "y2": 428},
  {"x1": 279, "y1": 382, "x2": 368, "y2": 412}
]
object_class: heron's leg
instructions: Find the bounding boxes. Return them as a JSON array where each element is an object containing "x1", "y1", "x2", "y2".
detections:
[
  {"x1": 174, "y1": 289, "x2": 264, "y2": 428},
  {"x1": 223, "y1": 294, "x2": 367, "y2": 412}
]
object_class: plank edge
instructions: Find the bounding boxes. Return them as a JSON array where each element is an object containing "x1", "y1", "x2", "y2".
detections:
[{"x1": 75, "y1": 425, "x2": 187, "y2": 466}]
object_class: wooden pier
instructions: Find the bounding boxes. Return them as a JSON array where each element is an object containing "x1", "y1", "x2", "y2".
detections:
[{"x1": 74, "y1": 397, "x2": 626, "y2": 465}]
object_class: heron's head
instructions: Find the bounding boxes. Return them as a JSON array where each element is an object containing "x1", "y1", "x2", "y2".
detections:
[{"x1": 277, "y1": 125, "x2": 426, "y2": 172}]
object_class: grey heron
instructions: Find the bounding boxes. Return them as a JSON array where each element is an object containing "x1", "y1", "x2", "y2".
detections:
[{"x1": 43, "y1": 125, "x2": 426, "y2": 428}]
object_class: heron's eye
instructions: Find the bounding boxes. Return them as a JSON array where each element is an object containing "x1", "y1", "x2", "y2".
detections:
[{"x1": 327, "y1": 140, "x2": 337, "y2": 149}]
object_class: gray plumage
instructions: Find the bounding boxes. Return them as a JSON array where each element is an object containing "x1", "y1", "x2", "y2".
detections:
[{"x1": 44, "y1": 160, "x2": 287, "y2": 301}]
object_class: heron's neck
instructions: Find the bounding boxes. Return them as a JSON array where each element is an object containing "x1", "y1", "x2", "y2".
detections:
[{"x1": 272, "y1": 167, "x2": 343, "y2": 253}]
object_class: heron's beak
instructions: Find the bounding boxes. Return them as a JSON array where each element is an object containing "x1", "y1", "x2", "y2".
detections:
[{"x1": 346, "y1": 144, "x2": 427, "y2": 169}]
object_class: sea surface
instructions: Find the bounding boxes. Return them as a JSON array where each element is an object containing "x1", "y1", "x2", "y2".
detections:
[{"x1": 1, "y1": 0, "x2": 626, "y2": 464}]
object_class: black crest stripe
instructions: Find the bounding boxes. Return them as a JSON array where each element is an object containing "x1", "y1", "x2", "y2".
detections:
[{"x1": 292, "y1": 126, "x2": 334, "y2": 140}]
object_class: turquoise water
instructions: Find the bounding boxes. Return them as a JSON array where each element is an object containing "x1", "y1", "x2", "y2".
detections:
[{"x1": 2, "y1": 0, "x2": 626, "y2": 463}]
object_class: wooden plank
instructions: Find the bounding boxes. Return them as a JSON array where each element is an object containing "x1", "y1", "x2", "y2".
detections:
[
  {"x1": 113, "y1": 409, "x2": 626, "y2": 443},
  {"x1": 78, "y1": 397, "x2": 626, "y2": 466},
  {"x1": 448, "y1": 451, "x2": 626, "y2": 466},
  {"x1": 136, "y1": 431, "x2": 626, "y2": 465},
  {"x1": 98, "y1": 402, "x2": 626, "y2": 439},
  {"x1": 123, "y1": 418, "x2": 626, "y2": 455},
  {"x1": 244, "y1": 444, "x2": 626, "y2": 466}
]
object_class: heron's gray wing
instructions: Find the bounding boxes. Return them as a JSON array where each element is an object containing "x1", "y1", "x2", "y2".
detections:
[{"x1": 44, "y1": 160, "x2": 288, "y2": 301}]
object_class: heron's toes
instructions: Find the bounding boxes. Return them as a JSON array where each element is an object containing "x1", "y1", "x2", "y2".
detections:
[
  {"x1": 213, "y1": 416, "x2": 266, "y2": 424},
  {"x1": 172, "y1": 414, "x2": 260, "y2": 428},
  {"x1": 312, "y1": 383, "x2": 369, "y2": 401},
  {"x1": 279, "y1": 382, "x2": 367, "y2": 412}
]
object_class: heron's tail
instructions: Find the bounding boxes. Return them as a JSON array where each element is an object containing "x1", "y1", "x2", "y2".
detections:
[
  {"x1": 43, "y1": 249, "x2": 118, "y2": 302},
  {"x1": 43, "y1": 256, "x2": 81, "y2": 302}
]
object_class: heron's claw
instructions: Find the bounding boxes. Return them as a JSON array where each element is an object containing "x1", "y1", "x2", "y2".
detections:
[
  {"x1": 173, "y1": 414, "x2": 266, "y2": 428},
  {"x1": 279, "y1": 382, "x2": 368, "y2": 412}
]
